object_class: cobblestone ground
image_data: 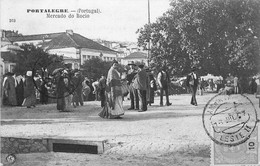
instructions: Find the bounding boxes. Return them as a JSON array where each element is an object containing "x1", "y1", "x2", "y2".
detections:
[{"x1": 1, "y1": 93, "x2": 259, "y2": 166}]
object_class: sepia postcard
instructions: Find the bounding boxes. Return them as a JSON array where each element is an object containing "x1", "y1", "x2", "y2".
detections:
[{"x1": 1, "y1": 0, "x2": 260, "y2": 165}]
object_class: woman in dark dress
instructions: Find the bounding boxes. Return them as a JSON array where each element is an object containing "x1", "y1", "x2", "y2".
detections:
[
  {"x1": 56, "y1": 70, "x2": 74, "y2": 112},
  {"x1": 40, "y1": 80, "x2": 48, "y2": 104},
  {"x1": 56, "y1": 72, "x2": 66, "y2": 111},
  {"x1": 22, "y1": 71, "x2": 36, "y2": 108},
  {"x1": 15, "y1": 75, "x2": 24, "y2": 106}
]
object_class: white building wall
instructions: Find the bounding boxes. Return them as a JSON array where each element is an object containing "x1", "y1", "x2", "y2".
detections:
[
  {"x1": 48, "y1": 47, "x2": 78, "y2": 59},
  {"x1": 121, "y1": 58, "x2": 148, "y2": 66},
  {"x1": 81, "y1": 48, "x2": 117, "y2": 64}
]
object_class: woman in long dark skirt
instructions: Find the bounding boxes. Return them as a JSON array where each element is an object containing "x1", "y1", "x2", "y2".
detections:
[
  {"x1": 22, "y1": 71, "x2": 36, "y2": 108},
  {"x1": 56, "y1": 71, "x2": 74, "y2": 112},
  {"x1": 40, "y1": 80, "x2": 48, "y2": 104},
  {"x1": 56, "y1": 74, "x2": 66, "y2": 111},
  {"x1": 15, "y1": 75, "x2": 24, "y2": 106}
]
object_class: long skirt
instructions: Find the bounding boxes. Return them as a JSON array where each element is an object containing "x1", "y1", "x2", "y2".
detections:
[
  {"x1": 57, "y1": 94, "x2": 73, "y2": 112},
  {"x1": 99, "y1": 92, "x2": 124, "y2": 119},
  {"x1": 22, "y1": 93, "x2": 36, "y2": 107}
]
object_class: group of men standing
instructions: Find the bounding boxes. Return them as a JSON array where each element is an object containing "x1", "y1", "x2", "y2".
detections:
[{"x1": 126, "y1": 62, "x2": 173, "y2": 112}]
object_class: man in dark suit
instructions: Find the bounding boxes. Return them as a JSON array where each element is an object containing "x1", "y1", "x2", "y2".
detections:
[
  {"x1": 133, "y1": 64, "x2": 148, "y2": 112},
  {"x1": 186, "y1": 67, "x2": 199, "y2": 106},
  {"x1": 126, "y1": 61, "x2": 139, "y2": 110},
  {"x1": 157, "y1": 65, "x2": 172, "y2": 106}
]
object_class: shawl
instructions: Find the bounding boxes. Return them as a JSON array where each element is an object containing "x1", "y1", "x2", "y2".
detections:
[
  {"x1": 106, "y1": 66, "x2": 122, "y2": 97},
  {"x1": 107, "y1": 67, "x2": 121, "y2": 88}
]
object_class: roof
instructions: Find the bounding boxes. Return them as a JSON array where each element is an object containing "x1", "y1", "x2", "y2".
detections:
[
  {"x1": 123, "y1": 52, "x2": 147, "y2": 59},
  {"x1": 42, "y1": 33, "x2": 117, "y2": 53},
  {"x1": 7, "y1": 32, "x2": 63, "y2": 42}
]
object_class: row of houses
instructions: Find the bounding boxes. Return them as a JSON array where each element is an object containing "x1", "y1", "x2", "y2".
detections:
[{"x1": 0, "y1": 29, "x2": 148, "y2": 75}]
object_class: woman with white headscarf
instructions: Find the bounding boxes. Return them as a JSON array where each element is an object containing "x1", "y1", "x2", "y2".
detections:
[{"x1": 22, "y1": 71, "x2": 36, "y2": 108}]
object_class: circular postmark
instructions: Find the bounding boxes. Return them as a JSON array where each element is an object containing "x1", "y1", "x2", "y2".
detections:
[
  {"x1": 202, "y1": 93, "x2": 258, "y2": 146},
  {"x1": 6, "y1": 153, "x2": 16, "y2": 164}
]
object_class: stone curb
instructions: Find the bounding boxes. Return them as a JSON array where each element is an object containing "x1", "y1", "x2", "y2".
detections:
[{"x1": 1, "y1": 137, "x2": 105, "y2": 154}]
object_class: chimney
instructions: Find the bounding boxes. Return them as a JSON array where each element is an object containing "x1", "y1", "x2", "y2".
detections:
[{"x1": 66, "y1": 30, "x2": 73, "y2": 35}]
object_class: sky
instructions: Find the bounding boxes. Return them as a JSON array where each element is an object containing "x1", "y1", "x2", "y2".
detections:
[{"x1": 1, "y1": 0, "x2": 171, "y2": 42}]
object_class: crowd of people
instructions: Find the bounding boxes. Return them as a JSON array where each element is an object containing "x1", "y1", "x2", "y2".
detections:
[
  {"x1": 1, "y1": 69, "x2": 103, "y2": 109},
  {"x1": 2, "y1": 62, "x2": 259, "y2": 120},
  {"x1": 98, "y1": 60, "x2": 175, "y2": 119},
  {"x1": 195, "y1": 73, "x2": 259, "y2": 95},
  {"x1": 2, "y1": 71, "x2": 37, "y2": 108}
]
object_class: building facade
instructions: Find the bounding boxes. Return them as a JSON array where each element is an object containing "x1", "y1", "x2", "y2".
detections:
[
  {"x1": 121, "y1": 52, "x2": 148, "y2": 66},
  {"x1": 4, "y1": 30, "x2": 118, "y2": 70}
]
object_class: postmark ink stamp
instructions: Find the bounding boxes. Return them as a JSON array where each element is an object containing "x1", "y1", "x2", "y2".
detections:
[
  {"x1": 203, "y1": 93, "x2": 259, "y2": 165},
  {"x1": 203, "y1": 93, "x2": 258, "y2": 146}
]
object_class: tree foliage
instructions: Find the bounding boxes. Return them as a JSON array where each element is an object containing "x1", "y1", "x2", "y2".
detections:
[
  {"x1": 137, "y1": 0, "x2": 260, "y2": 78},
  {"x1": 11, "y1": 44, "x2": 64, "y2": 76},
  {"x1": 81, "y1": 58, "x2": 125, "y2": 80}
]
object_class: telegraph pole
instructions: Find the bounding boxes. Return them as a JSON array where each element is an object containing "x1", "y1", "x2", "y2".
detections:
[{"x1": 147, "y1": 0, "x2": 151, "y2": 66}]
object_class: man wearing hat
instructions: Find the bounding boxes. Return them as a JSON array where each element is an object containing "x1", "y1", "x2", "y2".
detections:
[
  {"x1": 127, "y1": 61, "x2": 139, "y2": 110},
  {"x1": 157, "y1": 65, "x2": 172, "y2": 106},
  {"x1": 186, "y1": 66, "x2": 199, "y2": 106},
  {"x1": 133, "y1": 64, "x2": 148, "y2": 112}
]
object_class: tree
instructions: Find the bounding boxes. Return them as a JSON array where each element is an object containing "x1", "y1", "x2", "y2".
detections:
[
  {"x1": 11, "y1": 44, "x2": 64, "y2": 76},
  {"x1": 81, "y1": 58, "x2": 125, "y2": 80},
  {"x1": 137, "y1": 16, "x2": 192, "y2": 77},
  {"x1": 137, "y1": 0, "x2": 260, "y2": 78}
]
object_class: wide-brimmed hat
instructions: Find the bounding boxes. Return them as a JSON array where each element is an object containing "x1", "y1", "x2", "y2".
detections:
[{"x1": 128, "y1": 61, "x2": 136, "y2": 66}]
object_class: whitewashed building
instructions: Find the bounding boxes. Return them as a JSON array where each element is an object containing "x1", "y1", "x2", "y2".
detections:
[
  {"x1": 121, "y1": 52, "x2": 148, "y2": 66},
  {"x1": 6, "y1": 30, "x2": 118, "y2": 69}
]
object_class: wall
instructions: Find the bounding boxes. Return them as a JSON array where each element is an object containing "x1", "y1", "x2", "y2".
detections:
[
  {"x1": 121, "y1": 58, "x2": 148, "y2": 66},
  {"x1": 48, "y1": 47, "x2": 78, "y2": 59},
  {"x1": 1, "y1": 137, "x2": 48, "y2": 154},
  {"x1": 81, "y1": 48, "x2": 117, "y2": 65}
]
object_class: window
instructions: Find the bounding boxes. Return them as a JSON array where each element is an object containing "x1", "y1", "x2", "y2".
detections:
[
  {"x1": 87, "y1": 55, "x2": 90, "y2": 59},
  {"x1": 83, "y1": 55, "x2": 86, "y2": 61}
]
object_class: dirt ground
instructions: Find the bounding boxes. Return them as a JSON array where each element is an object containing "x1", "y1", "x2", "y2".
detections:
[{"x1": 1, "y1": 93, "x2": 259, "y2": 166}]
